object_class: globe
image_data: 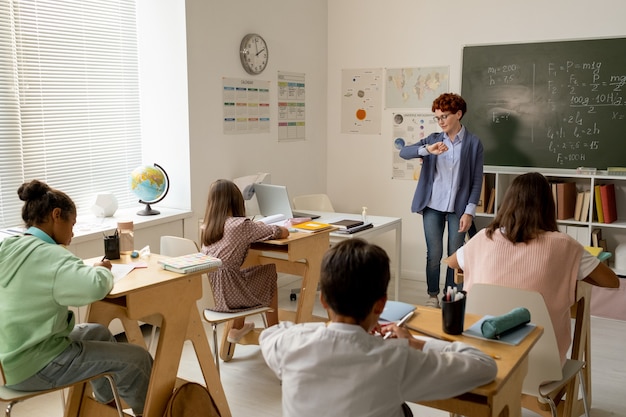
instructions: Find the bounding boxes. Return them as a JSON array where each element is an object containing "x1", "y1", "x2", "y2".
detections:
[{"x1": 129, "y1": 163, "x2": 170, "y2": 215}]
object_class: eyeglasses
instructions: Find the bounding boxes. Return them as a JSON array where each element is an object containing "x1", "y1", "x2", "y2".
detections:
[{"x1": 433, "y1": 113, "x2": 452, "y2": 122}]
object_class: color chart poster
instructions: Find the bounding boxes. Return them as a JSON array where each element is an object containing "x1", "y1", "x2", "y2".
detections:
[{"x1": 341, "y1": 68, "x2": 382, "y2": 135}]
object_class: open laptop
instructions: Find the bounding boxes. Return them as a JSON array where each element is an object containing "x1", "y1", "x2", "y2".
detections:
[{"x1": 254, "y1": 183, "x2": 320, "y2": 219}]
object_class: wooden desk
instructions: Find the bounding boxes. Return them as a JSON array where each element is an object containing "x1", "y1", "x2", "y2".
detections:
[
  {"x1": 407, "y1": 307, "x2": 543, "y2": 417},
  {"x1": 64, "y1": 255, "x2": 231, "y2": 417},
  {"x1": 245, "y1": 229, "x2": 332, "y2": 323},
  {"x1": 294, "y1": 211, "x2": 402, "y2": 300}
]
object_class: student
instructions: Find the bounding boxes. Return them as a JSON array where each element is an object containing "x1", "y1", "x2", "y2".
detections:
[
  {"x1": 200, "y1": 179, "x2": 288, "y2": 343},
  {"x1": 260, "y1": 238, "x2": 497, "y2": 417},
  {"x1": 0, "y1": 180, "x2": 153, "y2": 416},
  {"x1": 447, "y1": 172, "x2": 619, "y2": 365},
  {"x1": 399, "y1": 93, "x2": 483, "y2": 308}
]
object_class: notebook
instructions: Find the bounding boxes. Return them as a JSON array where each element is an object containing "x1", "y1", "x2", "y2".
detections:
[
  {"x1": 254, "y1": 183, "x2": 320, "y2": 220},
  {"x1": 157, "y1": 253, "x2": 223, "y2": 274}
]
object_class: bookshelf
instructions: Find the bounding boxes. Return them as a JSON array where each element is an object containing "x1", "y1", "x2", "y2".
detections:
[{"x1": 475, "y1": 166, "x2": 626, "y2": 273}]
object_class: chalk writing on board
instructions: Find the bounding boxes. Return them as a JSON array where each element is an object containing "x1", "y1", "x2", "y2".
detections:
[{"x1": 462, "y1": 38, "x2": 626, "y2": 169}]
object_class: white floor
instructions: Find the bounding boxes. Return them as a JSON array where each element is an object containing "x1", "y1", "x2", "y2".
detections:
[{"x1": 5, "y1": 275, "x2": 626, "y2": 416}]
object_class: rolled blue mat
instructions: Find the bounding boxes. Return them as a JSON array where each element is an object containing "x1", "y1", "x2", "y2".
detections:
[{"x1": 481, "y1": 307, "x2": 531, "y2": 339}]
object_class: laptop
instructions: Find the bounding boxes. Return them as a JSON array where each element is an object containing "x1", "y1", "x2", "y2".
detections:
[{"x1": 253, "y1": 183, "x2": 320, "y2": 219}]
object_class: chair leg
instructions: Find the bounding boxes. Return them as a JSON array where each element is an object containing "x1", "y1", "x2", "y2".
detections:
[
  {"x1": 578, "y1": 369, "x2": 591, "y2": 417},
  {"x1": 546, "y1": 397, "x2": 558, "y2": 417},
  {"x1": 103, "y1": 374, "x2": 125, "y2": 417},
  {"x1": 211, "y1": 323, "x2": 220, "y2": 375},
  {"x1": 6, "y1": 401, "x2": 16, "y2": 417}
]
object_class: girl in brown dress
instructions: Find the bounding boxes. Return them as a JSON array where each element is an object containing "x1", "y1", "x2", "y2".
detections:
[{"x1": 200, "y1": 179, "x2": 288, "y2": 342}]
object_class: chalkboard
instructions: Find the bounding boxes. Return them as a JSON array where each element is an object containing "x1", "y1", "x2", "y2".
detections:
[{"x1": 461, "y1": 38, "x2": 626, "y2": 169}]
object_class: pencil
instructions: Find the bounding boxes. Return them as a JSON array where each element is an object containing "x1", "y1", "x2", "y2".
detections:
[{"x1": 383, "y1": 310, "x2": 415, "y2": 339}]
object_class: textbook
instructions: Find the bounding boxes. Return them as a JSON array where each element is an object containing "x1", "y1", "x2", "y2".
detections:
[
  {"x1": 291, "y1": 221, "x2": 333, "y2": 233},
  {"x1": 158, "y1": 253, "x2": 222, "y2": 274},
  {"x1": 334, "y1": 223, "x2": 373, "y2": 234},
  {"x1": 329, "y1": 219, "x2": 364, "y2": 230}
]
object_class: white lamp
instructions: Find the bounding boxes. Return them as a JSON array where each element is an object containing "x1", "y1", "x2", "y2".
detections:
[
  {"x1": 90, "y1": 192, "x2": 118, "y2": 217},
  {"x1": 232, "y1": 173, "x2": 270, "y2": 216}
]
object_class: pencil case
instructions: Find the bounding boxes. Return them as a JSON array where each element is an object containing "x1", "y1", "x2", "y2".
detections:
[{"x1": 481, "y1": 307, "x2": 531, "y2": 339}]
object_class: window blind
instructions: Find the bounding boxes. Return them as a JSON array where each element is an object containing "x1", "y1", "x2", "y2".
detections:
[{"x1": 0, "y1": 0, "x2": 142, "y2": 228}]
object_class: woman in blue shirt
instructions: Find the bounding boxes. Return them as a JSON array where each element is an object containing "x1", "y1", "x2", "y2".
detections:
[{"x1": 399, "y1": 93, "x2": 483, "y2": 308}]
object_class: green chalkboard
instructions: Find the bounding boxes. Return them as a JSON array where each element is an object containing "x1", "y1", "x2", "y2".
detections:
[{"x1": 461, "y1": 38, "x2": 626, "y2": 169}]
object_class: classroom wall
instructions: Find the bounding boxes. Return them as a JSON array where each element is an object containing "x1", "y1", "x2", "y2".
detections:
[
  {"x1": 326, "y1": 0, "x2": 626, "y2": 285},
  {"x1": 183, "y1": 0, "x2": 329, "y2": 240}
]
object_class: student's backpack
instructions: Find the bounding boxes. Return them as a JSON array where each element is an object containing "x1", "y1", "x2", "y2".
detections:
[{"x1": 162, "y1": 382, "x2": 221, "y2": 417}]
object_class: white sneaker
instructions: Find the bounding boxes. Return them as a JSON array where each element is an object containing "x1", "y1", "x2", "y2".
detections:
[
  {"x1": 425, "y1": 296, "x2": 440, "y2": 308},
  {"x1": 227, "y1": 322, "x2": 255, "y2": 343}
]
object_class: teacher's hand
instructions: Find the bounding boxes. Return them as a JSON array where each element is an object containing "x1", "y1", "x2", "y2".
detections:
[{"x1": 458, "y1": 213, "x2": 473, "y2": 233}]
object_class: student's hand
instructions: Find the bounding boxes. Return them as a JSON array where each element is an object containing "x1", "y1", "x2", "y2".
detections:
[
  {"x1": 381, "y1": 323, "x2": 412, "y2": 340},
  {"x1": 94, "y1": 260, "x2": 112, "y2": 270}
]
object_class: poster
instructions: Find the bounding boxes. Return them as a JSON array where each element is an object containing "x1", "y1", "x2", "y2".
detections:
[
  {"x1": 277, "y1": 71, "x2": 306, "y2": 141},
  {"x1": 223, "y1": 77, "x2": 271, "y2": 134},
  {"x1": 341, "y1": 68, "x2": 383, "y2": 134},
  {"x1": 392, "y1": 112, "x2": 441, "y2": 180},
  {"x1": 385, "y1": 66, "x2": 449, "y2": 109}
]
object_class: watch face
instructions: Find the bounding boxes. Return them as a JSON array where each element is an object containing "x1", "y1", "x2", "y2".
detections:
[{"x1": 240, "y1": 33, "x2": 268, "y2": 75}]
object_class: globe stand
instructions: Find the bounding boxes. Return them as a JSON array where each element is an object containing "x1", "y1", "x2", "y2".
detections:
[{"x1": 137, "y1": 201, "x2": 160, "y2": 216}]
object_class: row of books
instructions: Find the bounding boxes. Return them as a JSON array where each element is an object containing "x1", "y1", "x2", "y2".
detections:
[{"x1": 551, "y1": 181, "x2": 618, "y2": 223}]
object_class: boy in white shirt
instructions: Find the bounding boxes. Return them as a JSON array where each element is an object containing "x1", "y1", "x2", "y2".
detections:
[{"x1": 260, "y1": 238, "x2": 497, "y2": 417}]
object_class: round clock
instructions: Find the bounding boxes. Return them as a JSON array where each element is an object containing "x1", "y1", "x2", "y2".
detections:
[{"x1": 239, "y1": 33, "x2": 268, "y2": 75}]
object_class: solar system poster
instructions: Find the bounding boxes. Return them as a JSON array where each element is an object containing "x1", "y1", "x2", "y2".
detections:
[{"x1": 341, "y1": 68, "x2": 383, "y2": 134}]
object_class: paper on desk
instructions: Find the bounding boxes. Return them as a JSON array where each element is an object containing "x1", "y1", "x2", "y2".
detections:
[{"x1": 111, "y1": 264, "x2": 136, "y2": 283}]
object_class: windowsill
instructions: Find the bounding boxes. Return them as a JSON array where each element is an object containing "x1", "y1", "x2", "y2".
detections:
[
  {"x1": 71, "y1": 206, "x2": 193, "y2": 244},
  {"x1": 0, "y1": 206, "x2": 193, "y2": 244}
]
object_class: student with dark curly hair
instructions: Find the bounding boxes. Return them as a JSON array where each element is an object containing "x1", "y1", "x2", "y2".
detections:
[
  {"x1": 400, "y1": 93, "x2": 484, "y2": 308},
  {"x1": 0, "y1": 180, "x2": 153, "y2": 416}
]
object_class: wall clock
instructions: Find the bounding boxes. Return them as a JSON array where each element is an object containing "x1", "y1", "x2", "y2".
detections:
[{"x1": 239, "y1": 33, "x2": 268, "y2": 75}]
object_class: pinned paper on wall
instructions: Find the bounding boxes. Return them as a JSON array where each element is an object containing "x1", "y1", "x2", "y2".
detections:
[
  {"x1": 391, "y1": 112, "x2": 441, "y2": 180},
  {"x1": 341, "y1": 68, "x2": 383, "y2": 135}
]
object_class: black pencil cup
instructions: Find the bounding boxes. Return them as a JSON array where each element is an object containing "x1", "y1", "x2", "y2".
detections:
[
  {"x1": 103, "y1": 235, "x2": 120, "y2": 260},
  {"x1": 441, "y1": 291, "x2": 467, "y2": 335}
]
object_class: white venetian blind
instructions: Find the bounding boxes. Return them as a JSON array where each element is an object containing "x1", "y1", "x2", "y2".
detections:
[{"x1": 0, "y1": 0, "x2": 142, "y2": 228}]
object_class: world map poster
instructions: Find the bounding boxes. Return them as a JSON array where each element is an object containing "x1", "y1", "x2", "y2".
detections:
[{"x1": 385, "y1": 67, "x2": 449, "y2": 109}]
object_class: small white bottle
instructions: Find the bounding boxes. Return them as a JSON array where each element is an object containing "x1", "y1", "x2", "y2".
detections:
[{"x1": 361, "y1": 206, "x2": 368, "y2": 223}]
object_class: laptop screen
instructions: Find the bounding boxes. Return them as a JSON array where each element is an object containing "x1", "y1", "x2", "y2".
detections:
[{"x1": 253, "y1": 183, "x2": 294, "y2": 219}]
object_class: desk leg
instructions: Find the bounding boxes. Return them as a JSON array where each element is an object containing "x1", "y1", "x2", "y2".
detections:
[
  {"x1": 186, "y1": 306, "x2": 231, "y2": 416},
  {"x1": 394, "y1": 224, "x2": 402, "y2": 301},
  {"x1": 491, "y1": 355, "x2": 527, "y2": 417},
  {"x1": 293, "y1": 236, "x2": 328, "y2": 323}
]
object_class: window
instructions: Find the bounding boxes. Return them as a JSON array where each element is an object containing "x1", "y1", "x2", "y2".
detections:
[{"x1": 0, "y1": 0, "x2": 142, "y2": 228}]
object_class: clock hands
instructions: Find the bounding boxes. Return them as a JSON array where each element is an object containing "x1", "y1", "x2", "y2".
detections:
[{"x1": 255, "y1": 48, "x2": 266, "y2": 56}]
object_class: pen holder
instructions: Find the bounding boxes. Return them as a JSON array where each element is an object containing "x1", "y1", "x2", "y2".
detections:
[
  {"x1": 103, "y1": 235, "x2": 120, "y2": 260},
  {"x1": 441, "y1": 291, "x2": 467, "y2": 335}
]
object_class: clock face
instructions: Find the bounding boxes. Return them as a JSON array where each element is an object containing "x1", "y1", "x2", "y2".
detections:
[{"x1": 240, "y1": 33, "x2": 268, "y2": 75}]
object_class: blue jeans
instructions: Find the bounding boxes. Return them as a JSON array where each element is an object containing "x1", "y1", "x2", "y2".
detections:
[
  {"x1": 422, "y1": 207, "x2": 466, "y2": 296},
  {"x1": 7, "y1": 323, "x2": 153, "y2": 415}
]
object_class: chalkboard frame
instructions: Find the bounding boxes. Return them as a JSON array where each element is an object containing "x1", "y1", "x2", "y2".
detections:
[{"x1": 461, "y1": 37, "x2": 626, "y2": 170}]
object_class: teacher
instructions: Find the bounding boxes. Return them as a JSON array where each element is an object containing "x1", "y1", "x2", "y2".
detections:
[{"x1": 399, "y1": 93, "x2": 483, "y2": 308}]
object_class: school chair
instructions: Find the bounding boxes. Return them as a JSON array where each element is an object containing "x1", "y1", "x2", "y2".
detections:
[
  {"x1": 0, "y1": 362, "x2": 124, "y2": 417},
  {"x1": 159, "y1": 235, "x2": 271, "y2": 376},
  {"x1": 292, "y1": 193, "x2": 335, "y2": 212},
  {"x1": 465, "y1": 284, "x2": 590, "y2": 417}
]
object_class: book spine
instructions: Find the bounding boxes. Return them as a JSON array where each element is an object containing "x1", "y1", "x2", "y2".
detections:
[
  {"x1": 600, "y1": 184, "x2": 617, "y2": 224},
  {"x1": 594, "y1": 185, "x2": 604, "y2": 223}
]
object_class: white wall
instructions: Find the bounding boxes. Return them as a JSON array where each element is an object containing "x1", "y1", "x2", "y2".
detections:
[
  {"x1": 327, "y1": 0, "x2": 626, "y2": 284},
  {"x1": 184, "y1": 0, "x2": 329, "y2": 240}
]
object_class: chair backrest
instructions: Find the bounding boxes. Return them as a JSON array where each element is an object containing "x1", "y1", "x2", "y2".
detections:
[
  {"x1": 465, "y1": 284, "x2": 563, "y2": 397},
  {"x1": 160, "y1": 235, "x2": 200, "y2": 257},
  {"x1": 292, "y1": 194, "x2": 335, "y2": 212}
]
